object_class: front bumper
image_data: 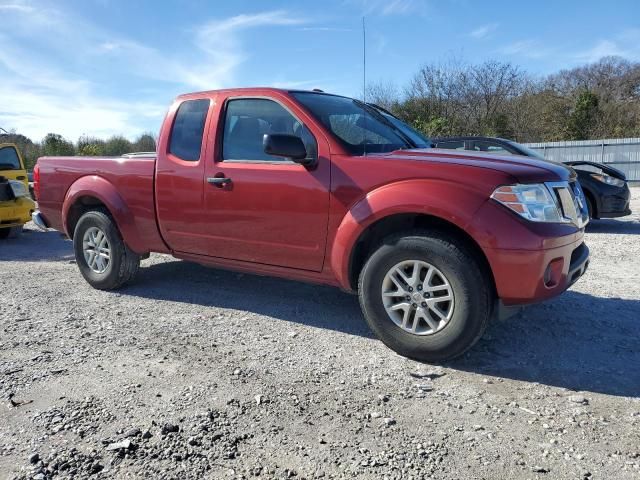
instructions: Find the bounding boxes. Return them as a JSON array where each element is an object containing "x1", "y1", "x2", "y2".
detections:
[
  {"x1": 470, "y1": 199, "x2": 589, "y2": 307},
  {"x1": 596, "y1": 185, "x2": 631, "y2": 218},
  {"x1": 598, "y1": 186, "x2": 632, "y2": 218},
  {"x1": 488, "y1": 240, "x2": 589, "y2": 306}
]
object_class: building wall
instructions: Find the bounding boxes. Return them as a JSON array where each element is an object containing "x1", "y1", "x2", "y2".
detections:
[{"x1": 523, "y1": 138, "x2": 640, "y2": 182}]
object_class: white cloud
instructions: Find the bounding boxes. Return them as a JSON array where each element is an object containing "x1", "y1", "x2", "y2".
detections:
[
  {"x1": 575, "y1": 31, "x2": 640, "y2": 63},
  {"x1": 0, "y1": 85, "x2": 164, "y2": 141},
  {"x1": 187, "y1": 11, "x2": 306, "y2": 90},
  {"x1": 381, "y1": 0, "x2": 415, "y2": 15},
  {"x1": 0, "y1": 4, "x2": 307, "y2": 140},
  {"x1": 297, "y1": 26, "x2": 354, "y2": 32},
  {"x1": 0, "y1": 2, "x2": 34, "y2": 12},
  {"x1": 470, "y1": 23, "x2": 498, "y2": 39},
  {"x1": 497, "y1": 40, "x2": 553, "y2": 59},
  {"x1": 346, "y1": 0, "x2": 429, "y2": 16}
]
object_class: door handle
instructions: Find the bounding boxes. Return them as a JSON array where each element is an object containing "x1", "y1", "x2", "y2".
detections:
[
  {"x1": 16, "y1": 176, "x2": 26, "y2": 181},
  {"x1": 207, "y1": 176, "x2": 232, "y2": 187}
]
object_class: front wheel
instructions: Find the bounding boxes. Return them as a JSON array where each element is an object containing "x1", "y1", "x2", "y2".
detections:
[
  {"x1": 73, "y1": 209, "x2": 140, "y2": 290},
  {"x1": 585, "y1": 195, "x2": 595, "y2": 220},
  {"x1": 358, "y1": 230, "x2": 493, "y2": 362}
]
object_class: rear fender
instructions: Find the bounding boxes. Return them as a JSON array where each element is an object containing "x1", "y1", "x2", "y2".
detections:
[
  {"x1": 330, "y1": 179, "x2": 488, "y2": 290},
  {"x1": 62, "y1": 175, "x2": 144, "y2": 252}
]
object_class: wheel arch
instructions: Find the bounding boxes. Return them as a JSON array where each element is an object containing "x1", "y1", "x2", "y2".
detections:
[
  {"x1": 329, "y1": 179, "x2": 496, "y2": 293},
  {"x1": 346, "y1": 212, "x2": 496, "y2": 294},
  {"x1": 62, "y1": 175, "x2": 145, "y2": 253}
]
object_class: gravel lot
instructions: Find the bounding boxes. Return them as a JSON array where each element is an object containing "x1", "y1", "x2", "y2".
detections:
[{"x1": 1, "y1": 189, "x2": 639, "y2": 480}]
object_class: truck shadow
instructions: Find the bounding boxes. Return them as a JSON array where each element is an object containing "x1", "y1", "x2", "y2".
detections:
[
  {"x1": 451, "y1": 291, "x2": 640, "y2": 398},
  {"x1": 129, "y1": 259, "x2": 372, "y2": 338},
  {"x1": 0, "y1": 227, "x2": 74, "y2": 262},
  {"x1": 586, "y1": 218, "x2": 640, "y2": 234},
  {"x1": 126, "y1": 260, "x2": 640, "y2": 398}
]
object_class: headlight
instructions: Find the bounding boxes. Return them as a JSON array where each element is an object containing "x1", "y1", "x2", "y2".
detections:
[
  {"x1": 590, "y1": 173, "x2": 625, "y2": 188},
  {"x1": 491, "y1": 184, "x2": 565, "y2": 223},
  {"x1": 8, "y1": 180, "x2": 29, "y2": 199}
]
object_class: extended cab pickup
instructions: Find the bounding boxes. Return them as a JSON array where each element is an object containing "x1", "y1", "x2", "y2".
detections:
[{"x1": 33, "y1": 88, "x2": 590, "y2": 361}]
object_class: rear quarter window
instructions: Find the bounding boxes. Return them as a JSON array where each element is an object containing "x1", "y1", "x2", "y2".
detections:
[{"x1": 169, "y1": 99, "x2": 210, "y2": 161}]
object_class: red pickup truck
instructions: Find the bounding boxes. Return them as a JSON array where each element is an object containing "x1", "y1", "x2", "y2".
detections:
[{"x1": 32, "y1": 88, "x2": 590, "y2": 361}]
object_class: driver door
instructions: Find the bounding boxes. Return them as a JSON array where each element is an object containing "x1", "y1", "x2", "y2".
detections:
[{"x1": 195, "y1": 94, "x2": 331, "y2": 272}]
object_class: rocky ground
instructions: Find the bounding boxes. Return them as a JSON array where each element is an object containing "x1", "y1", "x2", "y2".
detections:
[{"x1": 1, "y1": 190, "x2": 639, "y2": 480}]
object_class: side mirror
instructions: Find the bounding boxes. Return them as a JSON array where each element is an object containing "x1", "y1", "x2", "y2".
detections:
[{"x1": 263, "y1": 134, "x2": 312, "y2": 165}]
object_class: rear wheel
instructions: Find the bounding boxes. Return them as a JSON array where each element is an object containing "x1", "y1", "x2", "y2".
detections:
[
  {"x1": 358, "y1": 230, "x2": 493, "y2": 362},
  {"x1": 0, "y1": 226, "x2": 23, "y2": 239},
  {"x1": 73, "y1": 210, "x2": 140, "y2": 290}
]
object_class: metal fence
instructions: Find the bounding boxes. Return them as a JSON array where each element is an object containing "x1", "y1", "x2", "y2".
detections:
[{"x1": 523, "y1": 138, "x2": 640, "y2": 182}]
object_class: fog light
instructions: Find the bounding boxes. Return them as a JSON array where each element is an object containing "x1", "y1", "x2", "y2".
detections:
[{"x1": 544, "y1": 258, "x2": 564, "y2": 287}]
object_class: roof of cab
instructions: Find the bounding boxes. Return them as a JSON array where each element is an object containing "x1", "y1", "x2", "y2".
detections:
[{"x1": 175, "y1": 87, "x2": 346, "y2": 100}]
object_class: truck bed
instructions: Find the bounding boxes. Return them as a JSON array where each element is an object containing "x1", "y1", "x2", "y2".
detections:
[{"x1": 37, "y1": 155, "x2": 167, "y2": 253}]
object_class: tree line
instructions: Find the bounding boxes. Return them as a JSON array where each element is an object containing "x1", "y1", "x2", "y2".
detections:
[
  {"x1": 2, "y1": 55, "x2": 639, "y2": 170},
  {"x1": 367, "y1": 55, "x2": 640, "y2": 143},
  {"x1": 0, "y1": 132, "x2": 156, "y2": 170}
]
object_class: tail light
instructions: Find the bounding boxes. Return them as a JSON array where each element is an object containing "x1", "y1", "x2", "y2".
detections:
[{"x1": 33, "y1": 163, "x2": 40, "y2": 201}]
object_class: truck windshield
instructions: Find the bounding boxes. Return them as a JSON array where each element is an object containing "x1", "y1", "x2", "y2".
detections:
[
  {"x1": 291, "y1": 92, "x2": 413, "y2": 155},
  {"x1": 0, "y1": 146, "x2": 21, "y2": 170},
  {"x1": 370, "y1": 106, "x2": 432, "y2": 148}
]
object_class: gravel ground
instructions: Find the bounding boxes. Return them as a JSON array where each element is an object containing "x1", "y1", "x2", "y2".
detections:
[{"x1": 1, "y1": 189, "x2": 639, "y2": 480}]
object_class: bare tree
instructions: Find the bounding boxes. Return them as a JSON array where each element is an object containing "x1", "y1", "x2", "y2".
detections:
[{"x1": 365, "y1": 80, "x2": 401, "y2": 110}]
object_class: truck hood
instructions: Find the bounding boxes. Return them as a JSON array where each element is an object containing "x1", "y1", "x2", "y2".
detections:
[{"x1": 376, "y1": 148, "x2": 575, "y2": 184}]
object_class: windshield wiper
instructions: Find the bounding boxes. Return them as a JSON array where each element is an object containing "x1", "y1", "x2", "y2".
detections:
[{"x1": 354, "y1": 100, "x2": 417, "y2": 149}]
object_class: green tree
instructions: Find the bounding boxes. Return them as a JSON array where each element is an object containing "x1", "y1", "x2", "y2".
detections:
[
  {"x1": 485, "y1": 113, "x2": 514, "y2": 139},
  {"x1": 77, "y1": 135, "x2": 106, "y2": 156},
  {"x1": 413, "y1": 116, "x2": 454, "y2": 138},
  {"x1": 565, "y1": 90, "x2": 600, "y2": 140},
  {"x1": 42, "y1": 133, "x2": 75, "y2": 156},
  {"x1": 133, "y1": 133, "x2": 156, "y2": 152},
  {"x1": 104, "y1": 135, "x2": 133, "y2": 156}
]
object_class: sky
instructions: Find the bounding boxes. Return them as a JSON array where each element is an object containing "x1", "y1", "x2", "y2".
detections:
[{"x1": 1, "y1": 0, "x2": 639, "y2": 141}]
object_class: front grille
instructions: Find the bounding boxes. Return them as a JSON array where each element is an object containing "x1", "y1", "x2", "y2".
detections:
[{"x1": 546, "y1": 181, "x2": 589, "y2": 228}]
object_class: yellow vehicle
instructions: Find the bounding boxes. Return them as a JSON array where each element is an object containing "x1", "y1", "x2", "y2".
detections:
[{"x1": 0, "y1": 143, "x2": 36, "y2": 239}]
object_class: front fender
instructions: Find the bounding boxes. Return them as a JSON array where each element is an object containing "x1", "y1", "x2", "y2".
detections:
[
  {"x1": 329, "y1": 179, "x2": 489, "y2": 290},
  {"x1": 62, "y1": 175, "x2": 144, "y2": 253}
]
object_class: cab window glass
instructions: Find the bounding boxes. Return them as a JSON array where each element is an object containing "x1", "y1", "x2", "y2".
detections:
[
  {"x1": 169, "y1": 99, "x2": 210, "y2": 161},
  {"x1": 222, "y1": 98, "x2": 316, "y2": 162},
  {"x1": 0, "y1": 146, "x2": 21, "y2": 170},
  {"x1": 435, "y1": 140, "x2": 465, "y2": 150},
  {"x1": 472, "y1": 142, "x2": 511, "y2": 155}
]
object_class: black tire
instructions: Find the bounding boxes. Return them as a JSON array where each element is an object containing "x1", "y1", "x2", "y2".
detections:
[
  {"x1": 0, "y1": 226, "x2": 22, "y2": 239},
  {"x1": 585, "y1": 195, "x2": 595, "y2": 220},
  {"x1": 358, "y1": 230, "x2": 493, "y2": 363},
  {"x1": 73, "y1": 209, "x2": 140, "y2": 290}
]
